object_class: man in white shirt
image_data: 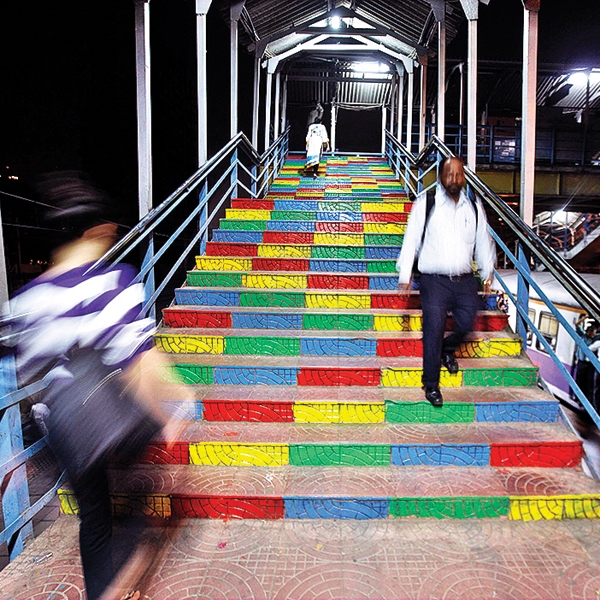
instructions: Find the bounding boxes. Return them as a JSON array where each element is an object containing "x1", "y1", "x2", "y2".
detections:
[{"x1": 396, "y1": 157, "x2": 496, "y2": 407}]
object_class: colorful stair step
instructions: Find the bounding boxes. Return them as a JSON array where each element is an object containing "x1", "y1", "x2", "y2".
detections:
[
  {"x1": 211, "y1": 229, "x2": 404, "y2": 246},
  {"x1": 196, "y1": 256, "x2": 398, "y2": 273},
  {"x1": 164, "y1": 357, "x2": 538, "y2": 388},
  {"x1": 205, "y1": 242, "x2": 401, "y2": 259},
  {"x1": 154, "y1": 331, "x2": 521, "y2": 358},
  {"x1": 162, "y1": 306, "x2": 508, "y2": 332}
]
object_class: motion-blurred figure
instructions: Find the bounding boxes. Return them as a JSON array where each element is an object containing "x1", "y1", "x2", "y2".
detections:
[
  {"x1": 305, "y1": 117, "x2": 330, "y2": 178},
  {"x1": 5, "y1": 173, "x2": 189, "y2": 600},
  {"x1": 306, "y1": 100, "x2": 324, "y2": 128}
]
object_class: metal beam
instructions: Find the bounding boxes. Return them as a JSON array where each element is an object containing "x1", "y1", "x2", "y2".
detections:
[
  {"x1": 381, "y1": 107, "x2": 387, "y2": 154},
  {"x1": 281, "y1": 75, "x2": 288, "y2": 133},
  {"x1": 467, "y1": 20, "x2": 477, "y2": 170},
  {"x1": 273, "y1": 70, "x2": 281, "y2": 139},
  {"x1": 406, "y1": 68, "x2": 414, "y2": 153},
  {"x1": 134, "y1": 0, "x2": 152, "y2": 219},
  {"x1": 252, "y1": 53, "x2": 260, "y2": 148},
  {"x1": 230, "y1": 2, "x2": 244, "y2": 139},
  {"x1": 396, "y1": 63, "x2": 405, "y2": 143},
  {"x1": 249, "y1": 6, "x2": 426, "y2": 57},
  {"x1": 419, "y1": 61, "x2": 427, "y2": 151},
  {"x1": 196, "y1": 0, "x2": 211, "y2": 166},
  {"x1": 331, "y1": 102, "x2": 337, "y2": 154},
  {"x1": 264, "y1": 65, "x2": 274, "y2": 151},
  {"x1": 437, "y1": 19, "x2": 446, "y2": 141},
  {"x1": 287, "y1": 75, "x2": 392, "y2": 84},
  {"x1": 520, "y1": 3, "x2": 539, "y2": 226}
]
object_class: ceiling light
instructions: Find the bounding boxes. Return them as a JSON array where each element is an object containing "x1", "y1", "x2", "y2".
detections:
[
  {"x1": 568, "y1": 71, "x2": 589, "y2": 86},
  {"x1": 351, "y1": 62, "x2": 389, "y2": 74},
  {"x1": 331, "y1": 16, "x2": 341, "y2": 29}
]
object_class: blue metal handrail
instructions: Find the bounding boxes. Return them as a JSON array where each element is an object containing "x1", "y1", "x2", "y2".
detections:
[
  {"x1": 385, "y1": 129, "x2": 600, "y2": 430},
  {"x1": 0, "y1": 127, "x2": 290, "y2": 562}
]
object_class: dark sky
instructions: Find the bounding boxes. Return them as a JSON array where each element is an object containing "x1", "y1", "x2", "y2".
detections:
[{"x1": 0, "y1": 0, "x2": 598, "y2": 213}]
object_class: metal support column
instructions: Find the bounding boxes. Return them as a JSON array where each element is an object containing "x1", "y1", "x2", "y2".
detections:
[
  {"x1": 390, "y1": 73, "x2": 396, "y2": 136},
  {"x1": 230, "y1": 2, "x2": 244, "y2": 139},
  {"x1": 274, "y1": 71, "x2": 281, "y2": 140},
  {"x1": 406, "y1": 67, "x2": 414, "y2": 154},
  {"x1": 437, "y1": 20, "x2": 446, "y2": 141},
  {"x1": 520, "y1": 1, "x2": 540, "y2": 227},
  {"x1": 134, "y1": 0, "x2": 155, "y2": 319},
  {"x1": 281, "y1": 75, "x2": 288, "y2": 133},
  {"x1": 252, "y1": 53, "x2": 261, "y2": 149},
  {"x1": 460, "y1": 0, "x2": 479, "y2": 171},
  {"x1": 135, "y1": 0, "x2": 152, "y2": 220},
  {"x1": 196, "y1": 0, "x2": 212, "y2": 254},
  {"x1": 264, "y1": 62, "x2": 274, "y2": 151},
  {"x1": 331, "y1": 102, "x2": 337, "y2": 154},
  {"x1": 396, "y1": 64, "x2": 404, "y2": 143},
  {"x1": 419, "y1": 60, "x2": 427, "y2": 151},
  {"x1": 381, "y1": 107, "x2": 387, "y2": 154}
]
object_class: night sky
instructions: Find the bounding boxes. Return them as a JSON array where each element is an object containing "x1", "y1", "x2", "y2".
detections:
[{"x1": 0, "y1": 1, "x2": 598, "y2": 278}]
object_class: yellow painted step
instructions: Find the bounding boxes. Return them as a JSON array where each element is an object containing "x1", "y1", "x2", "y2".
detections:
[
  {"x1": 190, "y1": 443, "x2": 289, "y2": 466},
  {"x1": 293, "y1": 401, "x2": 385, "y2": 423}
]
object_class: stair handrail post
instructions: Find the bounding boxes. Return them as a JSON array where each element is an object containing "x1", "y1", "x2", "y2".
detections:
[
  {"x1": 0, "y1": 201, "x2": 33, "y2": 562},
  {"x1": 516, "y1": 243, "x2": 531, "y2": 350}
]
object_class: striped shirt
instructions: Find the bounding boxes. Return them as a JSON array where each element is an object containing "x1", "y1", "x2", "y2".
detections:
[{"x1": 6, "y1": 263, "x2": 154, "y2": 384}]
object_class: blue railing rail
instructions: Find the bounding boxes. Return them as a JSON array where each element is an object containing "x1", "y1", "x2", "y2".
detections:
[
  {"x1": 402, "y1": 123, "x2": 600, "y2": 167},
  {"x1": 385, "y1": 130, "x2": 600, "y2": 431},
  {"x1": 0, "y1": 127, "x2": 290, "y2": 562}
]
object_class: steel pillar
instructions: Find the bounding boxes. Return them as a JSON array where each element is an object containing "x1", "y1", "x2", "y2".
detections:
[
  {"x1": 406, "y1": 68, "x2": 414, "y2": 153},
  {"x1": 264, "y1": 63, "x2": 274, "y2": 151},
  {"x1": 520, "y1": 3, "x2": 539, "y2": 226},
  {"x1": 196, "y1": 0, "x2": 211, "y2": 165},
  {"x1": 134, "y1": 0, "x2": 152, "y2": 219},
  {"x1": 437, "y1": 20, "x2": 446, "y2": 141},
  {"x1": 252, "y1": 54, "x2": 260, "y2": 149},
  {"x1": 331, "y1": 102, "x2": 337, "y2": 154},
  {"x1": 281, "y1": 76, "x2": 288, "y2": 133},
  {"x1": 381, "y1": 107, "x2": 387, "y2": 154},
  {"x1": 396, "y1": 64, "x2": 404, "y2": 143},
  {"x1": 274, "y1": 71, "x2": 281, "y2": 139},
  {"x1": 419, "y1": 61, "x2": 427, "y2": 151},
  {"x1": 229, "y1": 2, "x2": 244, "y2": 139},
  {"x1": 467, "y1": 20, "x2": 478, "y2": 170}
]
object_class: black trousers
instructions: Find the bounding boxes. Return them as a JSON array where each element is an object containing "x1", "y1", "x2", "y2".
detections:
[
  {"x1": 70, "y1": 466, "x2": 115, "y2": 600},
  {"x1": 575, "y1": 359, "x2": 595, "y2": 405},
  {"x1": 419, "y1": 273, "x2": 480, "y2": 389}
]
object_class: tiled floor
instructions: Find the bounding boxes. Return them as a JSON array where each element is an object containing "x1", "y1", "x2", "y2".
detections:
[{"x1": 4, "y1": 515, "x2": 600, "y2": 599}]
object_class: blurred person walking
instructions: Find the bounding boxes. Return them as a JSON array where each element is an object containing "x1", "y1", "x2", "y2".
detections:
[
  {"x1": 305, "y1": 116, "x2": 330, "y2": 178},
  {"x1": 5, "y1": 174, "x2": 190, "y2": 600}
]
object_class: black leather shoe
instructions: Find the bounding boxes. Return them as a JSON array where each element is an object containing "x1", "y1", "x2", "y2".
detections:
[
  {"x1": 442, "y1": 352, "x2": 459, "y2": 375},
  {"x1": 424, "y1": 387, "x2": 443, "y2": 407}
]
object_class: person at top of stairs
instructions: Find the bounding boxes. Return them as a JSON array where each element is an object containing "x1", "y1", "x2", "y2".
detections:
[
  {"x1": 396, "y1": 156, "x2": 496, "y2": 407},
  {"x1": 305, "y1": 116, "x2": 329, "y2": 178}
]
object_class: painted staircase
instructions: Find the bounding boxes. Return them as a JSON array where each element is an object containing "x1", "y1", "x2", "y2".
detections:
[{"x1": 60, "y1": 154, "x2": 600, "y2": 522}]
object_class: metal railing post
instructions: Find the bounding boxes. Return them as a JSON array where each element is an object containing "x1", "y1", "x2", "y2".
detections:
[
  {"x1": 231, "y1": 148, "x2": 238, "y2": 201},
  {"x1": 199, "y1": 181, "x2": 208, "y2": 254},
  {"x1": 0, "y1": 193, "x2": 32, "y2": 559},
  {"x1": 0, "y1": 353, "x2": 33, "y2": 561},
  {"x1": 141, "y1": 235, "x2": 156, "y2": 322},
  {"x1": 516, "y1": 243, "x2": 530, "y2": 350}
]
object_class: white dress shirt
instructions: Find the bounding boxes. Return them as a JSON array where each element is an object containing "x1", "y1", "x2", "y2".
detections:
[{"x1": 396, "y1": 185, "x2": 496, "y2": 285}]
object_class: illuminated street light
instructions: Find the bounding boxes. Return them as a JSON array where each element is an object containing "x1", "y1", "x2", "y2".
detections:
[{"x1": 330, "y1": 16, "x2": 341, "y2": 29}]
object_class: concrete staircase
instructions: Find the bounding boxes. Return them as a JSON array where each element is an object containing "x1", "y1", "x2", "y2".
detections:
[
  {"x1": 5, "y1": 154, "x2": 600, "y2": 600},
  {"x1": 58, "y1": 154, "x2": 600, "y2": 523}
]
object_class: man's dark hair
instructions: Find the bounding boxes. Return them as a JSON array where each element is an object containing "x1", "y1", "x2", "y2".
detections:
[
  {"x1": 441, "y1": 156, "x2": 465, "y2": 170},
  {"x1": 38, "y1": 172, "x2": 111, "y2": 244},
  {"x1": 314, "y1": 116, "x2": 323, "y2": 124}
]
